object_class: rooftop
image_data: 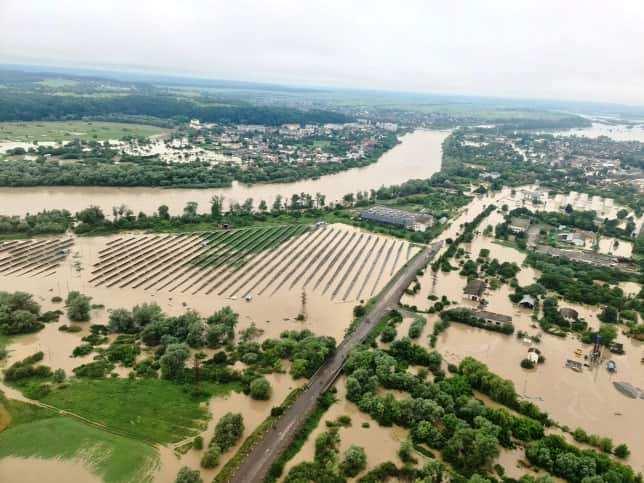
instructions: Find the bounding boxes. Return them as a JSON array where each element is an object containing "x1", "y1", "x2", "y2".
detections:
[
  {"x1": 510, "y1": 217, "x2": 531, "y2": 229},
  {"x1": 464, "y1": 279, "x2": 487, "y2": 296},
  {"x1": 473, "y1": 310, "x2": 513, "y2": 324}
]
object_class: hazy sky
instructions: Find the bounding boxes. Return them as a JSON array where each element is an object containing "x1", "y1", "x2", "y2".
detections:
[{"x1": 1, "y1": 0, "x2": 643, "y2": 105}]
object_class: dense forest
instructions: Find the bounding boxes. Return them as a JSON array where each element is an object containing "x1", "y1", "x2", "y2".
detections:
[{"x1": 0, "y1": 92, "x2": 352, "y2": 125}]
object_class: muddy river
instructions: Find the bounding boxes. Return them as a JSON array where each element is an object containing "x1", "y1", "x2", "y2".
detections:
[{"x1": 0, "y1": 129, "x2": 447, "y2": 218}]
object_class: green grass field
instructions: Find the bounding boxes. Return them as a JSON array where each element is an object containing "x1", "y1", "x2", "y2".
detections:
[
  {"x1": 39, "y1": 378, "x2": 237, "y2": 444},
  {"x1": 0, "y1": 121, "x2": 168, "y2": 142},
  {"x1": 0, "y1": 415, "x2": 158, "y2": 482}
]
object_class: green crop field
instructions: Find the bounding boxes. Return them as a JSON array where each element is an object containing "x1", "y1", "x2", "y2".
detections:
[
  {"x1": 0, "y1": 395, "x2": 158, "y2": 482},
  {"x1": 0, "y1": 121, "x2": 169, "y2": 142},
  {"x1": 39, "y1": 378, "x2": 238, "y2": 444},
  {"x1": 0, "y1": 417, "x2": 158, "y2": 483}
]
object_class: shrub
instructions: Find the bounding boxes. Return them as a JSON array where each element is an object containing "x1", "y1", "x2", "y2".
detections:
[
  {"x1": 193, "y1": 435, "x2": 204, "y2": 450},
  {"x1": 614, "y1": 444, "x2": 630, "y2": 459},
  {"x1": 380, "y1": 325, "x2": 397, "y2": 343},
  {"x1": 249, "y1": 376, "x2": 272, "y2": 400},
  {"x1": 340, "y1": 445, "x2": 367, "y2": 477},
  {"x1": 175, "y1": 466, "x2": 202, "y2": 483},
  {"x1": 65, "y1": 291, "x2": 92, "y2": 322},
  {"x1": 200, "y1": 445, "x2": 221, "y2": 468}
]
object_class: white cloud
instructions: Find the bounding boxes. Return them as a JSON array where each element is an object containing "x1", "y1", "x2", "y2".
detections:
[{"x1": 1, "y1": 0, "x2": 642, "y2": 105}]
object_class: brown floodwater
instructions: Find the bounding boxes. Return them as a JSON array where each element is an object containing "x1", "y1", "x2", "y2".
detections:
[
  {"x1": 155, "y1": 370, "x2": 304, "y2": 483},
  {"x1": 281, "y1": 376, "x2": 410, "y2": 480},
  {"x1": 400, "y1": 202, "x2": 644, "y2": 472},
  {"x1": 0, "y1": 456, "x2": 101, "y2": 483},
  {"x1": 0, "y1": 129, "x2": 447, "y2": 217}
]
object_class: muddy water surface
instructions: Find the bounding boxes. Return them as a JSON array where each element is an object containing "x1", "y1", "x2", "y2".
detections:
[
  {"x1": 0, "y1": 456, "x2": 101, "y2": 483},
  {"x1": 0, "y1": 130, "x2": 447, "y2": 217},
  {"x1": 280, "y1": 377, "x2": 410, "y2": 480}
]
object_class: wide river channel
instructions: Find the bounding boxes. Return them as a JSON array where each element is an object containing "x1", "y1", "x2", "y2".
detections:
[{"x1": 0, "y1": 129, "x2": 448, "y2": 217}]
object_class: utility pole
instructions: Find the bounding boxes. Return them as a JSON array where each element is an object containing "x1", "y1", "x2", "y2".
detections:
[{"x1": 300, "y1": 289, "x2": 307, "y2": 321}]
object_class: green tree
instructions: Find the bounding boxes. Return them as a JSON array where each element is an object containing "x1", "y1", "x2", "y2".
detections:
[
  {"x1": 213, "y1": 413, "x2": 244, "y2": 452},
  {"x1": 160, "y1": 343, "x2": 189, "y2": 380},
  {"x1": 443, "y1": 427, "x2": 500, "y2": 474},
  {"x1": 200, "y1": 445, "x2": 221, "y2": 468},
  {"x1": 249, "y1": 376, "x2": 272, "y2": 400},
  {"x1": 158, "y1": 205, "x2": 170, "y2": 220},
  {"x1": 66, "y1": 291, "x2": 91, "y2": 322},
  {"x1": 340, "y1": 445, "x2": 367, "y2": 477},
  {"x1": 175, "y1": 466, "x2": 202, "y2": 483},
  {"x1": 614, "y1": 444, "x2": 630, "y2": 459}
]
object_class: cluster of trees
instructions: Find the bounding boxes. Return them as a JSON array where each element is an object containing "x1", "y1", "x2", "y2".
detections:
[
  {"x1": 432, "y1": 205, "x2": 496, "y2": 272},
  {"x1": 0, "y1": 210, "x2": 72, "y2": 235},
  {"x1": 526, "y1": 435, "x2": 638, "y2": 483},
  {"x1": 459, "y1": 256, "x2": 520, "y2": 283},
  {"x1": 200, "y1": 412, "x2": 245, "y2": 469},
  {"x1": 284, "y1": 426, "x2": 369, "y2": 481},
  {"x1": 237, "y1": 329, "x2": 336, "y2": 379},
  {"x1": 342, "y1": 345, "x2": 549, "y2": 479},
  {"x1": 526, "y1": 253, "x2": 643, "y2": 319},
  {"x1": 0, "y1": 291, "x2": 47, "y2": 335},
  {"x1": 572, "y1": 427, "x2": 630, "y2": 459},
  {"x1": 3, "y1": 351, "x2": 51, "y2": 383}
]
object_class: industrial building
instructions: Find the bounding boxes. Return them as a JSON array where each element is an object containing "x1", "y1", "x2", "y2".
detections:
[{"x1": 360, "y1": 206, "x2": 434, "y2": 232}]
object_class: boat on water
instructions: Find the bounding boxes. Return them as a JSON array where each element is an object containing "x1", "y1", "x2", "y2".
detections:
[
  {"x1": 613, "y1": 381, "x2": 640, "y2": 399},
  {"x1": 606, "y1": 360, "x2": 617, "y2": 373}
]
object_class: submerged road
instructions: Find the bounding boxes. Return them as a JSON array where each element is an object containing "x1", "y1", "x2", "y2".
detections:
[{"x1": 229, "y1": 240, "x2": 443, "y2": 483}]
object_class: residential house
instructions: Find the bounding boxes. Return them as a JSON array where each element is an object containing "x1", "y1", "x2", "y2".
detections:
[{"x1": 464, "y1": 279, "x2": 486, "y2": 302}]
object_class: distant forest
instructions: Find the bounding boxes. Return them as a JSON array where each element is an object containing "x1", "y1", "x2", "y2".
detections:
[{"x1": 0, "y1": 92, "x2": 352, "y2": 125}]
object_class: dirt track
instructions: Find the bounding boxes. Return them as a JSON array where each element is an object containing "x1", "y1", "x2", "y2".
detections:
[{"x1": 228, "y1": 240, "x2": 443, "y2": 483}]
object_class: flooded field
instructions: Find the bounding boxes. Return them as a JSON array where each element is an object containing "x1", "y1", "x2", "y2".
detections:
[
  {"x1": 0, "y1": 223, "x2": 418, "y2": 384},
  {"x1": 0, "y1": 129, "x2": 447, "y2": 218},
  {"x1": 0, "y1": 456, "x2": 101, "y2": 483},
  {"x1": 0, "y1": 222, "x2": 418, "y2": 482}
]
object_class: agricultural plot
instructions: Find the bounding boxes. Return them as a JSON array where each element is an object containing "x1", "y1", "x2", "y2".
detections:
[
  {"x1": 0, "y1": 238, "x2": 74, "y2": 278},
  {"x1": 89, "y1": 224, "x2": 421, "y2": 301}
]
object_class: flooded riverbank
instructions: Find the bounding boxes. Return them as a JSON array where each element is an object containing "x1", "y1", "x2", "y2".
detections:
[{"x1": 0, "y1": 129, "x2": 448, "y2": 218}]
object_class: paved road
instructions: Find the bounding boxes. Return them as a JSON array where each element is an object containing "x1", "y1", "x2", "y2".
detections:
[{"x1": 229, "y1": 240, "x2": 443, "y2": 483}]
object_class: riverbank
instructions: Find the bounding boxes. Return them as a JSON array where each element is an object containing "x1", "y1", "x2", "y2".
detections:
[{"x1": 0, "y1": 130, "x2": 447, "y2": 218}]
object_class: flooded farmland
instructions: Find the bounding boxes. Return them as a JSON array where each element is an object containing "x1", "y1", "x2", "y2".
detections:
[
  {"x1": 0, "y1": 129, "x2": 447, "y2": 218},
  {"x1": 0, "y1": 155, "x2": 643, "y2": 481},
  {"x1": 0, "y1": 221, "x2": 422, "y2": 482}
]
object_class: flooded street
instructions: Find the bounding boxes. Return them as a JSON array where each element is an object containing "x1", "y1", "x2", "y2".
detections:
[
  {"x1": 0, "y1": 129, "x2": 447, "y2": 217},
  {"x1": 401, "y1": 193, "x2": 644, "y2": 472}
]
